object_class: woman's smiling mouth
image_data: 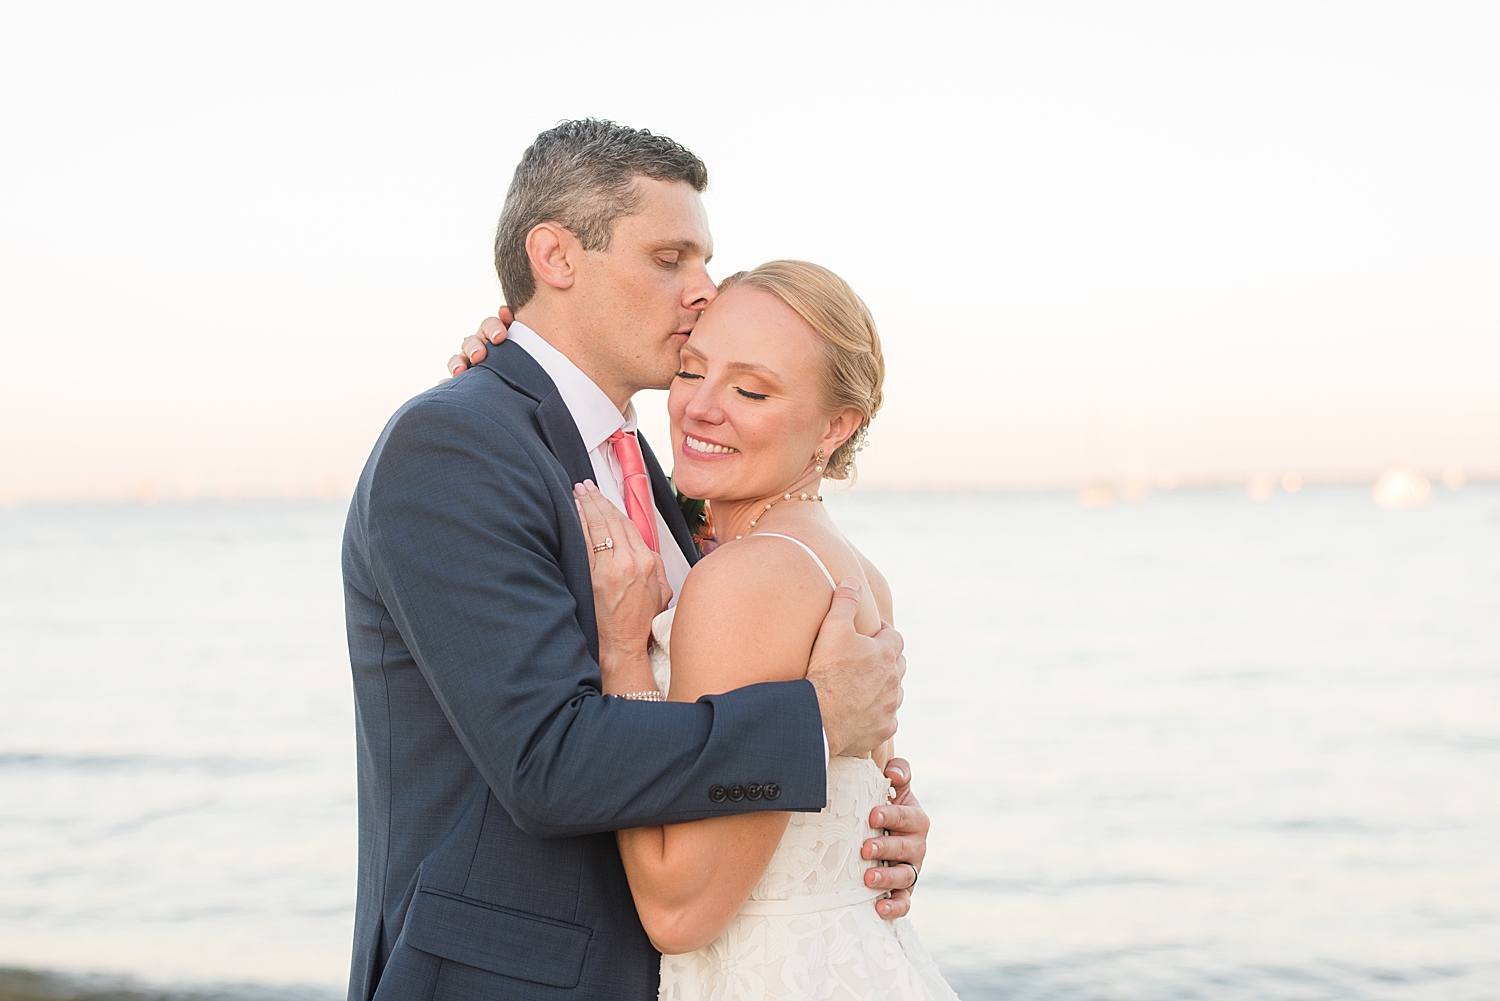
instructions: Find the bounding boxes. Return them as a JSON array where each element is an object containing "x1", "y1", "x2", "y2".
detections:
[{"x1": 684, "y1": 435, "x2": 739, "y2": 456}]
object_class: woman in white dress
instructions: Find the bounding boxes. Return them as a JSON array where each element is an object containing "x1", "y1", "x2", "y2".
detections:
[{"x1": 573, "y1": 260, "x2": 960, "y2": 1000}]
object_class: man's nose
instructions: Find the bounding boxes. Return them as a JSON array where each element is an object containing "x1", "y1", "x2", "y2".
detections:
[{"x1": 682, "y1": 265, "x2": 717, "y2": 313}]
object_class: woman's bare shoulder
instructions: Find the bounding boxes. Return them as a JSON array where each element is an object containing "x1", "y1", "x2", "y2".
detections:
[
  {"x1": 851, "y1": 546, "x2": 894, "y2": 623},
  {"x1": 667, "y1": 537, "x2": 839, "y2": 701}
]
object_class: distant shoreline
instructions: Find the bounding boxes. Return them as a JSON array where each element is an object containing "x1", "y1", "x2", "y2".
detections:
[
  {"x1": 0, "y1": 968, "x2": 335, "y2": 1001},
  {"x1": 2, "y1": 474, "x2": 1499, "y2": 510}
]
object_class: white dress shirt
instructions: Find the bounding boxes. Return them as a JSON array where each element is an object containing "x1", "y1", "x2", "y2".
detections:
[{"x1": 506, "y1": 321, "x2": 693, "y2": 607}]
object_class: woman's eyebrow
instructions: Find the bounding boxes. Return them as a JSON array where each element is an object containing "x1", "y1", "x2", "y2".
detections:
[
  {"x1": 723, "y1": 361, "x2": 778, "y2": 377},
  {"x1": 680, "y1": 345, "x2": 780, "y2": 381}
]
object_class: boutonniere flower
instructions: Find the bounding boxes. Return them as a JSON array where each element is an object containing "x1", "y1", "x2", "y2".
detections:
[{"x1": 674, "y1": 484, "x2": 719, "y2": 556}]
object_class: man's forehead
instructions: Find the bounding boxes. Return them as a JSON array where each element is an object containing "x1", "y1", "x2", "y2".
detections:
[{"x1": 625, "y1": 178, "x2": 712, "y2": 249}]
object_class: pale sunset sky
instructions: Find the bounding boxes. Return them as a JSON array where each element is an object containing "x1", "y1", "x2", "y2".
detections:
[{"x1": 1, "y1": 2, "x2": 1496, "y2": 501}]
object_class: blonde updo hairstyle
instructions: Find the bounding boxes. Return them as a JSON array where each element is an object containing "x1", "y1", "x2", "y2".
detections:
[{"x1": 715, "y1": 260, "x2": 885, "y2": 480}]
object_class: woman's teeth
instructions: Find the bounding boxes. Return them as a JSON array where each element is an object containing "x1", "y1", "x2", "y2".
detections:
[{"x1": 686, "y1": 435, "x2": 738, "y2": 455}]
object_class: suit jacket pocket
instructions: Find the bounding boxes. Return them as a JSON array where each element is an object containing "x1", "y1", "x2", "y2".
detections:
[{"x1": 403, "y1": 888, "x2": 592, "y2": 989}]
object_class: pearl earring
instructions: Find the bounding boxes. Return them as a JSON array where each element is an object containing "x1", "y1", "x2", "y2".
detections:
[{"x1": 814, "y1": 448, "x2": 825, "y2": 474}]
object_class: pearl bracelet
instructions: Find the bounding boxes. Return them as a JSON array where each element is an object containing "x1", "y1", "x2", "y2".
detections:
[{"x1": 618, "y1": 690, "x2": 665, "y2": 702}]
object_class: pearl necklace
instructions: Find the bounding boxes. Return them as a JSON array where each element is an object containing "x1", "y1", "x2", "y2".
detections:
[{"x1": 734, "y1": 491, "x2": 824, "y2": 540}]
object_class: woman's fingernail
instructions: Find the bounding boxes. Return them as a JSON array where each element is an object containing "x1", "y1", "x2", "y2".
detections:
[{"x1": 469, "y1": 350, "x2": 482, "y2": 362}]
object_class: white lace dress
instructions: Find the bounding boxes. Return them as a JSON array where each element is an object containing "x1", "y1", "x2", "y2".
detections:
[{"x1": 647, "y1": 534, "x2": 961, "y2": 1001}]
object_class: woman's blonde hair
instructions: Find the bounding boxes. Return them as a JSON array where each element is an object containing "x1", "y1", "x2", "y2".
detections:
[{"x1": 716, "y1": 260, "x2": 885, "y2": 479}]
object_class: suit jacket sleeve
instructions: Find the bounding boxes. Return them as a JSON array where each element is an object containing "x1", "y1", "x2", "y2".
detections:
[{"x1": 360, "y1": 396, "x2": 826, "y2": 839}]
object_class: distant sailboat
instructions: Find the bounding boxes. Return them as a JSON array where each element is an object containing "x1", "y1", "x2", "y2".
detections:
[{"x1": 1372, "y1": 465, "x2": 1431, "y2": 510}]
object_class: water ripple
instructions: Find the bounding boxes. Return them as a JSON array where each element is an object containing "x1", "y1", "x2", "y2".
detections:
[{"x1": 0, "y1": 752, "x2": 297, "y2": 776}]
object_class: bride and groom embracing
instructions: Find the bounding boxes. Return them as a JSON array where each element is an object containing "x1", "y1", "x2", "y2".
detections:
[{"x1": 343, "y1": 119, "x2": 960, "y2": 1000}]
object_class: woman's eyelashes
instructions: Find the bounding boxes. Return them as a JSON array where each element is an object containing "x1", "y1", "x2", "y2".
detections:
[{"x1": 673, "y1": 370, "x2": 766, "y2": 400}]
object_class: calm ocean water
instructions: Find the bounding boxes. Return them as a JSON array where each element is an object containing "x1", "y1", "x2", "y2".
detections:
[{"x1": 1, "y1": 489, "x2": 1497, "y2": 999}]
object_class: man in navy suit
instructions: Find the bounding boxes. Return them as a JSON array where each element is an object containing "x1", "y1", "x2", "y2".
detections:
[{"x1": 343, "y1": 120, "x2": 926, "y2": 1000}]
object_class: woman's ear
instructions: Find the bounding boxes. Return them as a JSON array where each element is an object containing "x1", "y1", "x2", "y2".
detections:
[
  {"x1": 820, "y1": 407, "x2": 864, "y2": 457},
  {"x1": 525, "y1": 222, "x2": 577, "y2": 290}
]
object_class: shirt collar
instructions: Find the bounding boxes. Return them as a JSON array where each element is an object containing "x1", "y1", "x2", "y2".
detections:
[{"x1": 505, "y1": 320, "x2": 637, "y2": 451}]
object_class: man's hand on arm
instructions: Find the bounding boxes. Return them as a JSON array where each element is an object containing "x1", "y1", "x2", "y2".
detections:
[
  {"x1": 447, "y1": 306, "x2": 514, "y2": 377},
  {"x1": 861, "y1": 757, "x2": 929, "y2": 919},
  {"x1": 802, "y1": 581, "x2": 926, "y2": 919},
  {"x1": 805, "y1": 578, "x2": 905, "y2": 759}
]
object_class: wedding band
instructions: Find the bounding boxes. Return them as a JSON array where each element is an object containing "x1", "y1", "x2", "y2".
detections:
[
  {"x1": 592, "y1": 538, "x2": 614, "y2": 553},
  {"x1": 904, "y1": 862, "x2": 919, "y2": 888}
]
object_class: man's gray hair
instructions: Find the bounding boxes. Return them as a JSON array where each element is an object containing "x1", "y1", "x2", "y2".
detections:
[{"x1": 494, "y1": 119, "x2": 709, "y2": 308}]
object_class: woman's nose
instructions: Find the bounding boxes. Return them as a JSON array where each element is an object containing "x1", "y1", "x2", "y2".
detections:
[{"x1": 684, "y1": 384, "x2": 721, "y2": 423}]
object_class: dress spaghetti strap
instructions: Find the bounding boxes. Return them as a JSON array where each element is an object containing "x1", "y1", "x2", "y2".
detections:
[{"x1": 751, "y1": 532, "x2": 838, "y2": 588}]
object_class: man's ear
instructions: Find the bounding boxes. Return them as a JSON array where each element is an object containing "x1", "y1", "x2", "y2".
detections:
[
  {"x1": 525, "y1": 222, "x2": 578, "y2": 291},
  {"x1": 820, "y1": 407, "x2": 864, "y2": 457}
]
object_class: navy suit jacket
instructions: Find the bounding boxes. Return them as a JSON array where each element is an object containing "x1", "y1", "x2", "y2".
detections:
[{"x1": 342, "y1": 339, "x2": 827, "y2": 1000}]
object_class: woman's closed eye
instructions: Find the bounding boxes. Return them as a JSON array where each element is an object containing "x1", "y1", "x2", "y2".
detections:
[
  {"x1": 675, "y1": 370, "x2": 704, "y2": 381},
  {"x1": 735, "y1": 387, "x2": 768, "y2": 401}
]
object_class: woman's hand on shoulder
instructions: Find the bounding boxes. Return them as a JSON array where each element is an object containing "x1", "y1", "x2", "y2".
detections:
[{"x1": 447, "y1": 307, "x2": 513, "y2": 377}]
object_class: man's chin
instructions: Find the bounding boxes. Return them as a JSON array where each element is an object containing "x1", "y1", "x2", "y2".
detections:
[{"x1": 646, "y1": 359, "x2": 682, "y2": 391}]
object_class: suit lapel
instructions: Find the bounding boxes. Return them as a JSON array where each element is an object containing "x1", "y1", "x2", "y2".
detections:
[
  {"x1": 535, "y1": 392, "x2": 596, "y2": 491},
  {"x1": 637, "y1": 432, "x2": 700, "y2": 566},
  {"x1": 476, "y1": 341, "x2": 595, "y2": 490}
]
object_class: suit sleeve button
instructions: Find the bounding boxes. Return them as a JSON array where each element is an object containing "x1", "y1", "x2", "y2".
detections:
[
  {"x1": 763, "y1": 782, "x2": 781, "y2": 801},
  {"x1": 709, "y1": 784, "x2": 727, "y2": 803},
  {"x1": 727, "y1": 783, "x2": 746, "y2": 802},
  {"x1": 745, "y1": 782, "x2": 763, "y2": 800}
]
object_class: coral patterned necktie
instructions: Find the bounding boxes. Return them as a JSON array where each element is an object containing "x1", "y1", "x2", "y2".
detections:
[{"x1": 606, "y1": 429, "x2": 660, "y2": 554}]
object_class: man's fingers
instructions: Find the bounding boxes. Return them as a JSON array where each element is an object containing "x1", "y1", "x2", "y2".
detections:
[
  {"x1": 884, "y1": 757, "x2": 912, "y2": 790},
  {"x1": 864, "y1": 860, "x2": 918, "y2": 891},
  {"x1": 870, "y1": 803, "x2": 929, "y2": 837},
  {"x1": 874, "y1": 620, "x2": 906, "y2": 659},
  {"x1": 861, "y1": 834, "x2": 927, "y2": 868},
  {"x1": 875, "y1": 888, "x2": 911, "y2": 920},
  {"x1": 822, "y1": 578, "x2": 862, "y2": 628}
]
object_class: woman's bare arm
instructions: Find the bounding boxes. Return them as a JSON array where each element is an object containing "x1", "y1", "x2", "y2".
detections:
[{"x1": 615, "y1": 539, "x2": 843, "y2": 954}]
